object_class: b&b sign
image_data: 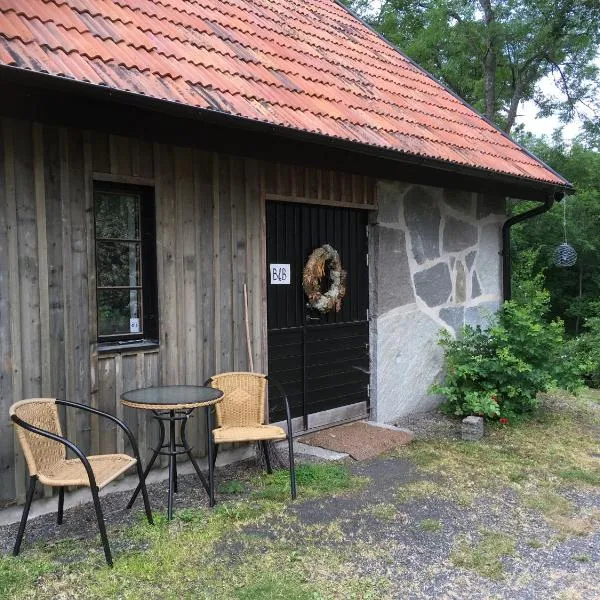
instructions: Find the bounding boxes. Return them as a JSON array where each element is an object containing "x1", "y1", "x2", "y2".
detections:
[{"x1": 270, "y1": 264, "x2": 291, "y2": 285}]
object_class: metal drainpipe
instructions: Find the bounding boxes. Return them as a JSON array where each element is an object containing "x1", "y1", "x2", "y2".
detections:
[{"x1": 501, "y1": 190, "x2": 565, "y2": 301}]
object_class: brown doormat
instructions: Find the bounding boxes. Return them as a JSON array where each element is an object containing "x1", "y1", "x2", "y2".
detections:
[{"x1": 299, "y1": 421, "x2": 413, "y2": 461}]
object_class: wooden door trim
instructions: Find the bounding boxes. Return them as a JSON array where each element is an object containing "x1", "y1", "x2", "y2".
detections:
[{"x1": 266, "y1": 193, "x2": 377, "y2": 210}]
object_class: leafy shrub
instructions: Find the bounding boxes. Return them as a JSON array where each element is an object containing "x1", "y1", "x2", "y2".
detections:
[
  {"x1": 568, "y1": 315, "x2": 600, "y2": 388},
  {"x1": 432, "y1": 286, "x2": 583, "y2": 421}
]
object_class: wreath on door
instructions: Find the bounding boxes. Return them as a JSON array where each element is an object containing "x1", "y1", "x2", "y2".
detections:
[{"x1": 302, "y1": 244, "x2": 347, "y2": 313}]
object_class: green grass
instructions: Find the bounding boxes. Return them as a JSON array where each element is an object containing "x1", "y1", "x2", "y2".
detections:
[
  {"x1": 2, "y1": 463, "x2": 371, "y2": 600},
  {"x1": 394, "y1": 390, "x2": 600, "y2": 533},
  {"x1": 253, "y1": 463, "x2": 366, "y2": 501},
  {"x1": 218, "y1": 479, "x2": 246, "y2": 495},
  {"x1": 451, "y1": 531, "x2": 517, "y2": 580},
  {"x1": 235, "y1": 574, "x2": 324, "y2": 600},
  {"x1": 419, "y1": 518, "x2": 443, "y2": 533},
  {"x1": 571, "y1": 553, "x2": 591, "y2": 563},
  {"x1": 365, "y1": 503, "x2": 397, "y2": 521},
  {"x1": 579, "y1": 388, "x2": 600, "y2": 405},
  {"x1": 0, "y1": 556, "x2": 54, "y2": 599},
  {"x1": 558, "y1": 468, "x2": 600, "y2": 486}
]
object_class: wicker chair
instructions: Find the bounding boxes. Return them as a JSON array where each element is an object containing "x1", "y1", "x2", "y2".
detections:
[
  {"x1": 206, "y1": 373, "x2": 296, "y2": 499},
  {"x1": 9, "y1": 398, "x2": 153, "y2": 566}
]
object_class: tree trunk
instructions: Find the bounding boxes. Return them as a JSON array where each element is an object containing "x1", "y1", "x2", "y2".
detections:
[
  {"x1": 484, "y1": 49, "x2": 497, "y2": 122},
  {"x1": 479, "y1": 0, "x2": 497, "y2": 122},
  {"x1": 505, "y1": 80, "x2": 523, "y2": 133}
]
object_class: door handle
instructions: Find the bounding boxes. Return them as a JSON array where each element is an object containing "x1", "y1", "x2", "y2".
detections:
[{"x1": 306, "y1": 315, "x2": 320, "y2": 322}]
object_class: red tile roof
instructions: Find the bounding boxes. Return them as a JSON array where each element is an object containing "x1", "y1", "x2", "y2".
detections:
[{"x1": 0, "y1": 0, "x2": 567, "y2": 186}]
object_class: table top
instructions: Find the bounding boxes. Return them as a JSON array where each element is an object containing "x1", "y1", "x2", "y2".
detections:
[{"x1": 121, "y1": 385, "x2": 223, "y2": 409}]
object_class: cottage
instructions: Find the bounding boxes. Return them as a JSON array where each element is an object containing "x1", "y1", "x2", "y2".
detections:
[{"x1": 0, "y1": 0, "x2": 569, "y2": 505}]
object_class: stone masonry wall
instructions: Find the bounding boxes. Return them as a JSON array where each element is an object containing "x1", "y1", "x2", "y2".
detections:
[{"x1": 370, "y1": 181, "x2": 505, "y2": 423}]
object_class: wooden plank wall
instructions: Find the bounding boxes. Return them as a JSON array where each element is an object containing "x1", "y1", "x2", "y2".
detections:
[
  {"x1": 0, "y1": 116, "x2": 376, "y2": 505},
  {"x1": 264, "y1": 162, "x2": 376, "y2": 208}
]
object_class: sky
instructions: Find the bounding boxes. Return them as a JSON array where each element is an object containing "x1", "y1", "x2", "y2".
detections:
[{"x1": 517, "y1": 74, "x2": 592, "y2": 141}]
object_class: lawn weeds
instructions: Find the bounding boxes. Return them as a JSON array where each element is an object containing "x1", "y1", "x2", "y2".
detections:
[{"x1": 450, "y1": 530, "x2": 517, "y2": 580}]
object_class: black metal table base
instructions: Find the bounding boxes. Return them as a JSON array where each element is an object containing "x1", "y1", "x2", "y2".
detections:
[{"x1": 127, "y1": 406, "x2": 215, "y2": 519}]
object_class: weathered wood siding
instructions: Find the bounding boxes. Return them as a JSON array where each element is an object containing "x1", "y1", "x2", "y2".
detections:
[{"x1": 0, "y1": 115, "x2": 376, "y2": 505}]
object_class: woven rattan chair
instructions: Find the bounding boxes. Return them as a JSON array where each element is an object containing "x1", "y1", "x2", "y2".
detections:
[
  {"x1": 9, "y1": 398, "x2": 153, "y2": 566},
  {"x1": 206, "y1": 373, "x2": 296, "y2": 499}
]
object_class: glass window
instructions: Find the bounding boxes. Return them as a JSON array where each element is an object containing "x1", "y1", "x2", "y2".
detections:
[{"x1": 94, "y1": 184, "x2": 158, "y2": 345}]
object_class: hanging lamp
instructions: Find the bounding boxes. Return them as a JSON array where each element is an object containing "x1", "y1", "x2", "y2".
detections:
[{"x1": 553, "y1": 198, "x2": 577, "y2": 267}]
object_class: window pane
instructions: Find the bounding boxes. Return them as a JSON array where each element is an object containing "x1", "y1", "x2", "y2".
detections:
[
  {"x1": 95, "y1": 191, "x2": 140, "y2": 239},
  {"x1": 98, "y1": 289, "x2": 143, "y2": 337},
  {"x1": 96, "y1": 241, "x2": 141, "y2": 287}
]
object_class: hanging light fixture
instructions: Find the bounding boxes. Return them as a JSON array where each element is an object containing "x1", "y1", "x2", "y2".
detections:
[{"x1": 553, "y1": 198, "x2": 577, "y2": 267}]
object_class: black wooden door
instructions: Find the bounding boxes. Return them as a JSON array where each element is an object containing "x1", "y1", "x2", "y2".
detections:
[{"x1": 267, "y1": 201, "x2": 369, "y2": 427}]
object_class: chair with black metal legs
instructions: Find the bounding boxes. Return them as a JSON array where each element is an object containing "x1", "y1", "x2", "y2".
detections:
[
  {"x1": 205, "y1": 373, "x2": 296, "y2": 500},
  {"x1": 9, "y1": 398, "x2": 154, "y2": 566}
]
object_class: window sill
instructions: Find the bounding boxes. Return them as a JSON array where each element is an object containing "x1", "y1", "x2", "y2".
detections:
[{"x1": 97, "y1": 340, "x2": 159, "y2": 354}]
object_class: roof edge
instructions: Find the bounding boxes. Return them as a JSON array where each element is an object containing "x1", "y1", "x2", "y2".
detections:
[
  {"x1": 332, "y1": 0, "x2": 571, "y2": 190},
  {"x1": 0, "y1": 64, "x2": 574, "y2": 198}
]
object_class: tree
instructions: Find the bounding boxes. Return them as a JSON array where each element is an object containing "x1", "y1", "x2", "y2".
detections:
[
  {"x1": 510, "y1": 134, "x2": 600, "y2": 333},
  {"x1": 343, "y1": 0, "x2": 600, "y2": 133}
]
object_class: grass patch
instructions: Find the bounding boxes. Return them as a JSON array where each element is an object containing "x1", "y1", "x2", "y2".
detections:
[
  {"x1": 395, "y1": 390, "x2": 600, "y2": 535},
  {"x1": 174, "y1": 507, "x2": 207, "y2": 524},
  {"x1": 396, "y1": 478, "x2": 473, "y2": 507},
  {"x1": 579, "y1": 388, "x2": 600, "y2": 405},
  {"x1": 366, "y1": 503, "x2": 397, "y2": 521},
  {"x1": 219, "y1": 479, "x2": 246, "y2": 494},
  {"x1": 235, "y1": 573, "x2": 323, "y2": 600},
  {"x1": 0, "y1": 555, "x2": 54, "y2": 599},
  {"x1": 523, "y1": 490, "x2": 573, "y2": 518},
  {"x1": 419, "y1": 518, "x2": 443, "y2": 533},
  {"x1": 571, "y1": 553, "x2": 591, "y2": 563},
  {"x1": 559, "y1": 468, "x2": 600, "y2": 486},
  {"x1": 526, "y1": 539, "x2": 544, "y2": 549},
  {"x1": 4, "y1": 462, "x2": 372, "y2": 600},
  {"x1": 253, "y1": 463, "x2": 366, "y2": 501},
  {"x1": 451, "y1": 530, "x2": 517, "y2": 580}
]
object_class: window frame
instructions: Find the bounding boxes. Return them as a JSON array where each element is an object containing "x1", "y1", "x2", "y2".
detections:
[{"x1": 93, "y1": 181, "x2": 159, "y2": 349}]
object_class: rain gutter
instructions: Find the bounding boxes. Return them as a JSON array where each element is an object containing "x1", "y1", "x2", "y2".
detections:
[{"x1": 501, "y1": 190, "x2": 566, "y2": 301}]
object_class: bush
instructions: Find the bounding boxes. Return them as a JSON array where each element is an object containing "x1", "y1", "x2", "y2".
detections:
[
  {"x1": 568, "y1": 316, "x2": 600, "y2": 388},
  {"x1": 432, "y1": 287, "x2": 583, "y2": 421}
]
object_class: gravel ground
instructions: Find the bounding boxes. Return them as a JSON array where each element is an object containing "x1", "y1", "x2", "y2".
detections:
[
  {"x1": 0, "y1": 459, "x2": 263, "y2": 556},
  {"x1": 1, "y1": 409, "x2": 599, "y2": 599},
  {"x1": 394, "y1": 409, "x2": 462, "y2": 440}
]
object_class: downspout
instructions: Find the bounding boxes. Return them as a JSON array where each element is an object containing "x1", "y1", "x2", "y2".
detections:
[{"x1": 501, "y1": 190, "x2": 565, "y2": 301}]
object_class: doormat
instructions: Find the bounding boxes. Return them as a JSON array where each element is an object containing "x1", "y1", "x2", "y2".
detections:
[{"x1": 299, "y1": 421, "x2": 413, "y2": 461}]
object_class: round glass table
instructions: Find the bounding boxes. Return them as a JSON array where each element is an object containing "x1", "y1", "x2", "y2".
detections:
[{"x1": 121, "y1": 385, "x2": 223, "y2": 519}]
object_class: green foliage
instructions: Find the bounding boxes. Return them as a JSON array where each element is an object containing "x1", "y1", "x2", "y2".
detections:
[
  {"x1": 432, "y1": 282, "x2": 582, "y2": 420},
  {"x1": 511, "y1": 137, "x2": 600, "y2": 336},
  {"x1": 356, "y1": 0, "x2": 600, "y2": 132},
  {"x1": 567, "y1": 315, "x2": 600, "y2": 387}
]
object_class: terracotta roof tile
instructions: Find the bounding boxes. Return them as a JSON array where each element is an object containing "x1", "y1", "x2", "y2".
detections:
[{"x1": 0, "y1": 0, "x2": 566, "y2": 186}]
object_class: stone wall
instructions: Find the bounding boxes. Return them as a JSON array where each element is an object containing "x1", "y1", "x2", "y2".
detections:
[{"x1": 369, "y1": 181, "x2": 505, "y2": 423}]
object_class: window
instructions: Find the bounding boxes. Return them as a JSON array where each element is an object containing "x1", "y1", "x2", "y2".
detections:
[{"x1": 94, "y1": 183, "x2": 158, "y2": 347}]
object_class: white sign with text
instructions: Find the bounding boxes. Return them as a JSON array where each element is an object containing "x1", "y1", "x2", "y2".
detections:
[{"x1": 270, "y1": 264, "x2": 291, "y2": 285}]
